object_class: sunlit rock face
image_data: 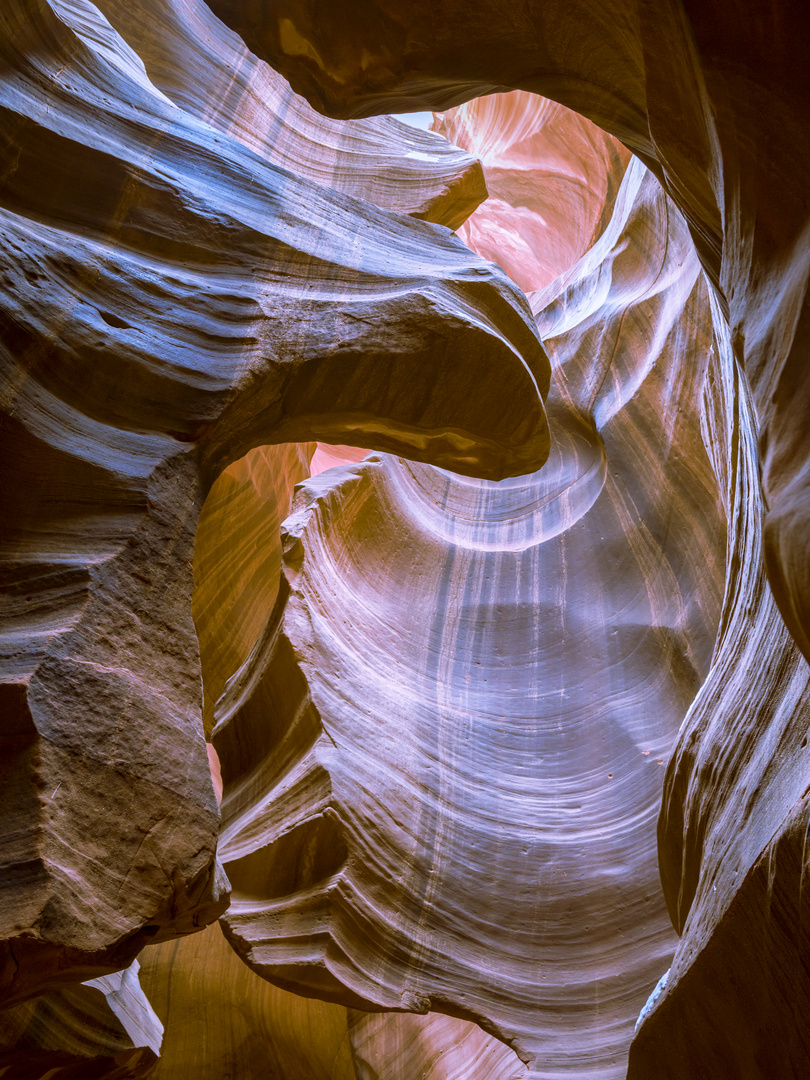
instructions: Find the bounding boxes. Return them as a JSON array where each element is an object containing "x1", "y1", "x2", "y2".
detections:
[
  {"x1": 436, "y1": 94, "x2": 631, "y2": 294},
  {"x1": 214, "y1": 96, "x2": 729, "y2": 1077},
  {"x1": 0, "y1": 0, "x2": 550, "y2": 1009}
]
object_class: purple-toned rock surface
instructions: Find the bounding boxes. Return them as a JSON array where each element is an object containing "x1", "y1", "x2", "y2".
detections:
[
  {"x1": 0, "y1": 0, "x2": 548, "y2": 1009},
  {"x1": 5, "y1": 0, "x2": 810, "y2": 1076},
  {"x1": 202, "y1": 3, "x2": 810, "y2": 1070},
  {"x1": 215, "y1": 116, "x2": 728, "y2": 1077}
]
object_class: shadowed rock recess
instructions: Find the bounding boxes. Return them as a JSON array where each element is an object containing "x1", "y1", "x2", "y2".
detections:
[{"x1": 2, "y1": 0, "x2": 810, "y2": 1078}]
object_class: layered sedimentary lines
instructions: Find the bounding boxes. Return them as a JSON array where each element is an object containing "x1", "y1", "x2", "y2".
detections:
[
  {"x1": 348, "y1": 1010, "x2": 527, "y2": 1080},
  {"x1": 91, "y1": 0, "x2": 487, "y2": 229},
  {"x1": 132, "y1": 920, "x2": 525, "y2": 1080},
  {"x1": 0, "y1": 0, "x2": 549, "y2": 1006},
  {"x1": 627, "y1": 298, "x2": 810, "y2": 1077},
  {"x1": 6, "y1": 0, "x2": 810, "y2": 1076},
  {"x1": 204, "y1": 3, "x2": 810, "y2": 1072},
  {"x1": 216, "y1": 101, "x2": 727, "y2": 1077},
  {"x1": 436, "y1": 94, "x2": 631, "y2": 294}
]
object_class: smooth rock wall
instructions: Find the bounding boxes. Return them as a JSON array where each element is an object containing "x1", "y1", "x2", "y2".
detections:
[
  {"x1": 131, "y1": 921, "x2": 525, "y2": 1080},
  {"x1": 93, "y1": 0, "x2": 487, "y2": 229},
  {"x1": 204, "y1": 3, "x2": 810, "y2": 1071},
  {"x1": 210, "y1": 0, "x2": 810, "y2": 668},
  {"x1": 436, "y1": 93, "x2": 630, "y2": 294},
  {"x1": 0, "y1": 959, "x2": 161, "y2": 1078},
  {"x1": 214, "y1": 111, "x2": 727, "y2": 1078}
]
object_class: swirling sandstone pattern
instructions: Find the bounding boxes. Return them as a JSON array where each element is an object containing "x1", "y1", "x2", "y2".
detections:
[
  {"x1": 203, "y1": 3, "x2": 810, "y2": 1071},
  {"x1": 6, "y1": 0, "x2": 810, "y2": 1076},
  {"x1": 132, "y1": 919, "x2": 524, "y2": 1080},
  {"x1": 435, "y1": 94, "x2": 630, "y2": 295},
  {"x1": 91, "y1": 0, "x2": 487, "y2": 231},
  {"x1": 208, "y1": 0, "x2": 810, "y2": 665},
  {"x1": 0, "y1": 0, "x2": 549, "y2": 1008},
  {"x1": 627, "y1": 303, "x2": 810, "y2": 1076},
  {"x1": 215, "y1": 118, "x2": 728, "y2": 1077},
  {"x1": 347, "y1": 1010, "x2": 526, "y2": 1080}
]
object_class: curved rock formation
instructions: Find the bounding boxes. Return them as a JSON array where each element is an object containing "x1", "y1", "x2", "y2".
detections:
[
  {"x1": 207, "y1": 0, "x2": 810, "y2": 670},
  {"x1": 214, "y1": 119, "x2": 727, "y2": 1077},
  {"x1": 6, "y1": 1, "x2": 810, "y2": 1076},
  {"x1": 92, "y1": 0, "x2": 487, "y2": 230},
  {"x1": 347, "y1": 1010, "x2": 526, "y2": 1080},
  {"x1": 0, "y1": 0, "x2": 549, "y2": 1007},
  {"x1": 138, "y1": 924, "x2": 354, "y2": 1080},
  {"x1": 194, "y1": 444, "x2": 314, "y2": 737},
  {"x1": 202, "y1": 4, "x2": 810, "y2": 1072},
  {"x1": 130, "y1": 921, "x2": 525, "y2": 1080},
  {"x1": 627, "y1": 303, "x2": 810, "y2": 1076},
  {"x1": 436, "y1": 93, "x2": 630, "y2": 295},
  {"x1": 0, "y1": 958, "x2": 161, "y2": 1079}
]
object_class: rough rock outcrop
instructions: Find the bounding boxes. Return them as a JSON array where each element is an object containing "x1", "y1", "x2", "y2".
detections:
[
  {"x1": 214, "y1": 104, "x2": 728, "y2": 1077},
  {"x1": 0, "y1": 0, "x2": 549, "y2": 1007}
]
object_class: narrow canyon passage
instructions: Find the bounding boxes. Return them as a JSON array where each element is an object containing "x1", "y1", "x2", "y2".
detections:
[
  {"x1": 212, "y1": 97, "x2": 727, "y2": 1079},
  {"x1": 3, "y1": 2, "x2": 810, "y2": 1078}
]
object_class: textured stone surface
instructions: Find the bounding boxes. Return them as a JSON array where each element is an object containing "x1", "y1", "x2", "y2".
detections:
[
  {"x1": 93, "y1": 0, "x2": 488, "y2": 230},
  {"x1": 6, "y1": 0, "x2": 810, "y2": 1075},
  {"x1": 214, "y1": 127, "x2": 727, "y2": 1077},
  {"x1": 0, "y1": 0, "x2": 548, "y2": 1007},
  {"x1": 202, "y1": 4, "x2": 810, "y2": 1070},
  {"x1": 131, "y1": 921, "x2": 524, "y2": 1080},
  {"x1": 207, "y1": 0, "x2": 810, "y2": 669},
  {"x1": 0, "y1": 959, "x2": 160, "y2": 1079}
]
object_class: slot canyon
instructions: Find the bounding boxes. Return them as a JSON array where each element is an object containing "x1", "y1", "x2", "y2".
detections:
[{"x1": 2, "y1": 1, "x2": 810, "y2": 1077}]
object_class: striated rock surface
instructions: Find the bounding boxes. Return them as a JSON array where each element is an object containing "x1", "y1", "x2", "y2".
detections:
[
  {"x1": 626, "y1": 299, "x2": 810, "y2": 1076},
  {"x1": 6, "y1": 0, "x2": 810, "y2": 1075},
  {"x1": 0, "y1": 959, "x2": 161, "y2": 1078},
  {"x1": 0, "y1": 0, "x2": 549, "y2": 1007},
  {"x1": 215, "y1": 127, "x2": 727, "y2": 1077},
  {"x1": 131, "y1": 921, "x2": 524, "y2": 1080},
  {"x1": 203, "y1": 4, "x2": 810, "y2": 1071},
  {"x1": 92, "y1": 0, "x2": 487, "y2": 230},
  {"x1": 208, "y1": 0, "x2": 810, "y2": 669},
  {"x1": 348, "y1": 1010, "x2": 526, "y2": 1080}
]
